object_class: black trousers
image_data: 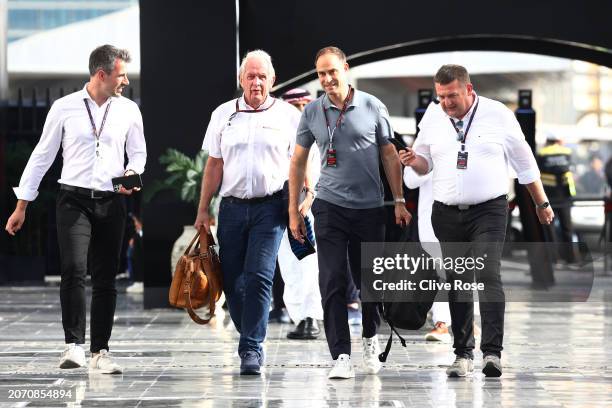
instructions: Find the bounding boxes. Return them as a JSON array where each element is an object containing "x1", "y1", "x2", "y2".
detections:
[
  {"x1": 553, "y1": 204, "x2": 576, "y2": 263},
  {"x1": 312, "y1": 198, "x2": 384, "y2": 359},
  {"x1": 431, "y1": 196, "x2": 507, "y2": 359},
  {"x1": 56, "y1": 189, "x2": 126, "y2": 353}
]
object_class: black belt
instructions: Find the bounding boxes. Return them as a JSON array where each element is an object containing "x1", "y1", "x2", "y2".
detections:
[
  {"x1": 435, "y1": 195, "x2": 507, "y2": 211},
  {"x1": 223, "y1": 190, "x2": 282, "y2": 204},
  {"x1": 60, "y1": 184, "x2": 115, "y2": 199}
]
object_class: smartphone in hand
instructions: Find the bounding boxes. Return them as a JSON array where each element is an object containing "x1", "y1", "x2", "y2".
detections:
[{"x1": 111, "y1": 174, "x2": 143, "y2": 192}]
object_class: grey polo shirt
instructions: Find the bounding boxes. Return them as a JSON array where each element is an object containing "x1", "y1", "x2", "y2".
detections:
[{"x1": 296, "y1": 89, "x2": 393, "y2": 209}]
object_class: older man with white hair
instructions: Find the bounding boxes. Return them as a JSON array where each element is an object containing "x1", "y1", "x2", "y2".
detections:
[{"x1": 195, "y1": 50, "x2": 301, "y2": 375}]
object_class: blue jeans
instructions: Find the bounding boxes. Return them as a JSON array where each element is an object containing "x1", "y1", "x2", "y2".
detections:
[{"x1": 217, "y1": 196, "x2": 285, "y2": 356}]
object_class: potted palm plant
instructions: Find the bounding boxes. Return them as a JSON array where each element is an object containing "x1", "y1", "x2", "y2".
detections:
[{"x1": 144, "y1": 148, "x2": 219, "y2": 272}]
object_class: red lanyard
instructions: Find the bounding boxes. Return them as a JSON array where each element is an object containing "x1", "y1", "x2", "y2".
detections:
[
  {"x1": 323, "y1": 86, "x2": 354, "y2": 147},
  {"x1": 83, "y1": 98, "x2": 111, "y2": 157},
  {"x1": 227, "y1": 98, "x2": 276, "y2": 125}
]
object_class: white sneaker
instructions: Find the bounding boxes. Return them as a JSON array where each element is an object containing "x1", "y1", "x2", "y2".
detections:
[
  {"x1": 59, "y1": 343, "x2": 86, "y2": 369},
  {"x1": 362, "y1": 335, "x2": 382, "y2": 374},
  {"x1": 89, "y1": 349, "x2": 123, "y2": 374},
  {"x1": 126, "y1": 281, "x2": 144, "y2": 294},
  {"x1": 328, "y1": 354, "x2": 355, "y2": 379}
]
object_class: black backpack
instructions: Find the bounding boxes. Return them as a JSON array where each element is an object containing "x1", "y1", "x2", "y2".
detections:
[{"x1": 377, "y1": 249, "x2": 439, "y2": 362}]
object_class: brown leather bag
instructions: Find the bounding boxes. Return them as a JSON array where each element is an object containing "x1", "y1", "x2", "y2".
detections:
[{"x1": 169, "y1": 228, "x2": 223, "y2": 324}]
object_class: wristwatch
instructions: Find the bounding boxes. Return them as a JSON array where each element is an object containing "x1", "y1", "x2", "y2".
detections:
[
  {"x1": 536, "y1": 201, "x2": 550, "y2": 210},
  {"x1": 394, "y1": 197, "x2": 406, "y2": 204}
]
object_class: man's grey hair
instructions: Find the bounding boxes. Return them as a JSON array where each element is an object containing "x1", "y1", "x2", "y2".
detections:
[
  {"x1": 238, "y1": 50, "x2": 275, "y2": 80},
  {"x1": 434, "y1": 64, "x2": 471, "y2": 85},
  {"x1": 88, "y1": 44, "x2": 131, "y2": 76}
]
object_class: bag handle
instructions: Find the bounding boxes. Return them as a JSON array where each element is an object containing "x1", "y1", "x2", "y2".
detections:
[
  {"x1": 182, "y1": 227, "x2": 219, "y2": 325},
  {"x1": 199, "y1": 229, "x2": 217, "y2": 250},
  {"x1": 184, "y1": 229, "x2": 201, "y2": 256}
]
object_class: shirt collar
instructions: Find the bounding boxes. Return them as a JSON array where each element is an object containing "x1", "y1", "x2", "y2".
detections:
[
  {"x1": 238, "y1": 94, "x2": 275, "y2": 111},
  {"x1": 449, "y1": 91, "x2": 478, "y2": 122},
  {"x1": 322, "y1": 86, "x2": 361, "y2": 110},
  {"x1": 81, "y1": 83, "x2": 113, "y2": 107}
]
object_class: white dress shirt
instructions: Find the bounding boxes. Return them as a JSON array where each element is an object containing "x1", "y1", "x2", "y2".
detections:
[
  {"x1": 14, "y1": 84, "x2": 146, "y2": 201},
  {"x1": 203, "y1": 95, "x2": 300, "y2": 199},
  {"x1": 413, "y1": 94, "x2": 539, "y2": 205}
]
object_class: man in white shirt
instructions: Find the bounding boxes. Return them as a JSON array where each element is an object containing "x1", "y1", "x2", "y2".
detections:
[
  {"x1": 5, "y1": 45, "x2": 146, "y2": 374},
  {"x1": 194, "y1": 50, "x2": 301, "y2": 375},
  {"x1": 400, "y1": 64, "x2": 553, "y2": 378}
]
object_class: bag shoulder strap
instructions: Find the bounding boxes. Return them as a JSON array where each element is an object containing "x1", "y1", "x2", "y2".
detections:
[
  {"x1": 377, "y1": 303, "x2": 408, "y2": 363},
  {"x1": 183, "y1": 267, "x2": 213, "y2": 325}
]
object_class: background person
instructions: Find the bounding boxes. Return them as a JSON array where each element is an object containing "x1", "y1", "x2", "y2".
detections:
[
  {"x1": 403, "y1": 167, "x2": 452, "y2": 343},
  {"x1": 277, "y1": 88, "x2": 323, "y2": 340},
  {"x1": 536, "y1": 136, "x2": 577, "y2": 263}
]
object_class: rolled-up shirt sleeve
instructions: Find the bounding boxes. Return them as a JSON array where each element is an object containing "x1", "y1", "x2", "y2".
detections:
[
  {"x1": 203, "y1": 108, "x2": 223, "y2": 158},
  {"x1": 125, "y1": 105, "x2": 147, "y2": 174},
  {"x1": 502, "y1": 109, "x2": 540, "y2": 184},
  {"x1": 13, "y1": 102, "x2": 63, "y2": 201}
]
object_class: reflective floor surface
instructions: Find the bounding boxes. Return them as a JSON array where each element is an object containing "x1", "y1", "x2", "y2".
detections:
[{"x1": 0, "y1": 265, "x2": 610, "y2": 407}]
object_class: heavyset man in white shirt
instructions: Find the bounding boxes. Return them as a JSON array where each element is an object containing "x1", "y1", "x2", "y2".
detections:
[
  {"x1": 195, "y1": 50, "x2": 301, "y2": 375},
  {"x1": 400, "y1": 64, "x2": 553, "y2": 378},
  {"x1": 5, "y1": 45, "x2": 146, "y2": 374}
]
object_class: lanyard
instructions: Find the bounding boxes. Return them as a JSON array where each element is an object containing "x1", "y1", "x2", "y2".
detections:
[
  {"x1": 227, "y1": 98, "x2": 276, "y2": 125},
  {"x1": 83, "y1": 99, "x2": 111, "y2": 157},
  {"x1": 450, "y1": 99, "x2": 479, "y2": 151},
  {"x1": 322, "y1": 86, "x2": 354, "y2": 147}
]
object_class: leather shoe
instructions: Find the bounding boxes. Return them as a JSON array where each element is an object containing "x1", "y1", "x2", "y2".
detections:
[{"x1": 287, "y1": 317, "x2": 320, "y2": 339}]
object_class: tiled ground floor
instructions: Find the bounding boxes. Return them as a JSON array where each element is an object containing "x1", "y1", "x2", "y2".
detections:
[{"x1": 0, "y1": 262, "x2": 610, "y2": 407}]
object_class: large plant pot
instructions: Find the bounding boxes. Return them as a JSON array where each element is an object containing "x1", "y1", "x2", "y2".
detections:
[{"x1": 170, "y1": 225, "x2": 197, "y2": 275}]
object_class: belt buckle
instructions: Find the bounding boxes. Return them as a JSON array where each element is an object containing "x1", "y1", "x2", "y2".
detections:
[
  {"x1": 457, "y1": 204, "x2": 470, "y2": 210},
  {"x1": 90, "y1": 190, "x2": 102, "y2": 199}
]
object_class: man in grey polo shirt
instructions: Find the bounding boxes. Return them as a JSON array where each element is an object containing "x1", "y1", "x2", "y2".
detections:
[{"x1": 288, "y1": 46, "x2": 411, "y2": 379}]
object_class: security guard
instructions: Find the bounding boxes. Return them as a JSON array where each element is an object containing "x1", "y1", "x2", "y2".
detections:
[{"x1": 536, "y1": 136, "x2": 577, "y2": 263}]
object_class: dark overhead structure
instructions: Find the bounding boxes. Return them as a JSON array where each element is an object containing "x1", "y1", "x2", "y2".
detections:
[{"x1": 139, "y1": 0, "x2": 612, "y2": 307}]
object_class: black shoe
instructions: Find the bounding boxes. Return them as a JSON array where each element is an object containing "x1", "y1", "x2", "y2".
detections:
[
  {"x1": 287, "y1": 317, "x2": 320, "y2": 339},
  {"x1": 268, "y1": 308, "x2": 291, "y2": 324}
]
